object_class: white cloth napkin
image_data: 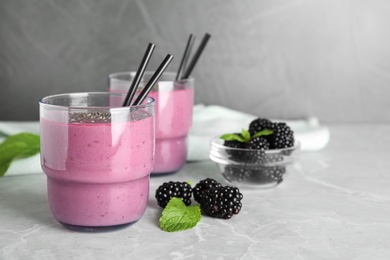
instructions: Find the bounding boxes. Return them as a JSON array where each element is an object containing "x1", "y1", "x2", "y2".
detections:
[{"x1": 0, "y1": 105, "x2": 329, "y2": 176}]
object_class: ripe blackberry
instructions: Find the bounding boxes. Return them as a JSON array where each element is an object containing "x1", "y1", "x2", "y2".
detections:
[
  {"x1": 267, "y1": 122, "x2": 294, "y2": 149},
  {"x1": 250, "y1": 166, "x2": 286, "y2": 184},
  {"x1": 263, "y1": 152, "x2": 284, "y2": 164},
  {"x1": 223, "y1": 165, "x2": 252, "y2": 182},
  {"x1": 248, "y1": 136, "x2": 269, "y2": 150},
  {"x1": 193, "y1": 178, "x2": 222, "y2": 203},
  {"x1": 200, "y1": 186, "x2": 243, "y2": 219},
  {"x1": 264, "y1": 166, "x2": 286, "y2": 182},
  {"x1": 247, "y1": 136, "x2": 270, "y2": 163},
  {"x1": 249, "y1": 119, "x2": 294, "y2": 149},
  {"x1": 155, "y1": 181, "x2": 192, "y2": 208},
  {"x1": 223, "y1": 133, "x2": 246, "y2": 149},
  {"x1": 248, "y1": 118, "x2": 273, "y2": 136},
  {"x1": 249, "y1": 170, "x2": 276, "y2": 184},
  {"x1": 223, "y1": 133, "x2": 247, "y2": 161}
]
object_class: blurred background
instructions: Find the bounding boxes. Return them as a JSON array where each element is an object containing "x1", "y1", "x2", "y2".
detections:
[{"x1": 0, "y1": 0, "x2": 389, "y2": 123}]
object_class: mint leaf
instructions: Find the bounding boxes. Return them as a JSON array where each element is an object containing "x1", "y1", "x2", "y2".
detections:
[
  {"x1": 159, "y1": 197, "x2": 201, "y2": 232},
  {"x1": 0, "y1": 132, "x2": 40, "y2": 176},
  {"x1": 220, "y1": 133, "x2": 246, "y2": 142},
  {"x1": 241, "y1": 129, "x2": 251, "y2": 142},
  {"x1": 252, "y1": 129, "x2": 273, "y2": 138}
]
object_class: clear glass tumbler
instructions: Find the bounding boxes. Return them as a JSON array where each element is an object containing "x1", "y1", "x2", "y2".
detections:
[
  {"x1": 39, "y1": 92, "x2": 155, "y2": 231},
  {"x1": 108, "y1": 72, "x2": 194, "y2": 174}
]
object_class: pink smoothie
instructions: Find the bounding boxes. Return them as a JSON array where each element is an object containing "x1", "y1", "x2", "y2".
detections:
[
  {"x1": 148, "y1": 87, "x2": 194, "y2": 173},
  {"x1": 40, "y1": 114, "x2": 154, "y2": 227},
  {"x1": 108, "y1": 83, "x2": 194, "y2": 174}
]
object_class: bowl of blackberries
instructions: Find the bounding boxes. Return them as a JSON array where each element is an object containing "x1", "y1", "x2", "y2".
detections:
[{"x1": 209, "y1": 118, "x2": 300, "y2": 188}]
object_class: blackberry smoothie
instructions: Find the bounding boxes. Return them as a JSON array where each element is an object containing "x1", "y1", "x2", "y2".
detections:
[
  {"x1": 39, "y1": 93, "x2": 155, "y2": 229},
  {"x1": 109, "y1": 72, "x2": 194, "y2": 174},
  {"x1": 147, "y1": 87, "x2": 193, "y2": 173}
]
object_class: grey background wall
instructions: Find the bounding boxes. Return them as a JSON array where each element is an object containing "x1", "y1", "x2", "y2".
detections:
[{"x1": 1, "y1": 0, "x2": 389, "y2": 123}]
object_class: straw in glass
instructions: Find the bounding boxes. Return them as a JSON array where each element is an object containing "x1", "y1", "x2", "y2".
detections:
[
  {"x1": 176, "y1": 34, "x2": 196, "y2": 80},
  {"x1": 132, "y1": 54, "x2": 174, "y2": 106},
  {"x1": 181, "y1": 33, "x2": 211, "y2": 79},
  {"x1": 122, "y1": 43, "x2": 156, "y2": 107}
]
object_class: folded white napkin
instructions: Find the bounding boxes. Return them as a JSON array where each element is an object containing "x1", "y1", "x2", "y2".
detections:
[
  {"x1": 187, "y1": 104, "x2": 330, "y2": 161},
  {"x1": 0, "y1": 105, "x2": 329, "y2": 176}
]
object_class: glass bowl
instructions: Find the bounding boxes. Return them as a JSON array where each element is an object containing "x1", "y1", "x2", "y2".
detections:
[{"x1": 209, "y1": 137, "x2": 300, "y2": 188}]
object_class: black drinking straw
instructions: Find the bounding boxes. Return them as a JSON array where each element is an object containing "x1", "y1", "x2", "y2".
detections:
[
  {"x1": 181, "y1": 33, "x2": 211, "y2": 79},
  {"x1": 122, "y1": 43, "x2": 156, "y2": 107},
  {"x1": 175, "y1": 34, "x2": 196, "y2": 80},
  {"x1": 132, "y1": 54, "x2": 174, "y2": 106}
]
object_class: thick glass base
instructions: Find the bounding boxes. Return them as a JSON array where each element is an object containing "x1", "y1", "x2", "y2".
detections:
[
  {"x1": 152, "y1": 137, "x2": 187, "y2": 174},
  {"x1": 60, "y1": 221, "x2": 136, "y2": 232}
]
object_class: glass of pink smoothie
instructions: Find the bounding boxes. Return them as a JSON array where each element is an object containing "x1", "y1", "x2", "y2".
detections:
[
  {"x1": 39, "y1": 92, "x2": 155, "y2": 231},
  {"x1": 108, "y1": 72, "x2": 194, "y2": 174}
]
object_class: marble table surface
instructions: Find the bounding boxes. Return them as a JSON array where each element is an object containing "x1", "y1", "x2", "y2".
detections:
[{"x1": 1, "y1": 124, "x2": 390, "y2": 260}]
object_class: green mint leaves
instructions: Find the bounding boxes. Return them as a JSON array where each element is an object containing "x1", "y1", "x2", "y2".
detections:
[
  {"x1": 159, "y1": 198, "x2": 201, "y2": 232},
  {"x1": 0, "y1": 132, "x2": 40, "y2": 176},
  {"x1": 220, "y1": 129, "x2": 251, "y2": 142},
  {"x1": 220, "y1": 128, "x2": 273, "y2": 143},
  {"x1": 252, "y1": 129, "x2": 273, "y2": 138}
]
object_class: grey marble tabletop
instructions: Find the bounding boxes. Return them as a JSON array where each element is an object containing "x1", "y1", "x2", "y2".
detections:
[{"x1": 1, "y1": 124, "x2": 390, "y2": 260}]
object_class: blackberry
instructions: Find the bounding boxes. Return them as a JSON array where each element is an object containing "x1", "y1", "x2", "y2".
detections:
[
  {"x1": 264, "y1": 166, "x2": 286, "y2": 182},
  {"x1": 263, "y1": 152, "x2": 284, "y2": 164},
  {"x1": 193, "y1": 178, "x2": 222, "y2": 203},
  {"x1": 248, "y1": 118, "x2": 273, "y2": 136},
  {"x1": 155, "y1": 181, "x2": 192, "y2": 208},
  {"x1": 250, "y1": 166, "x2": 286, "y2": 184},
  {"x1": 223, "y1": 165, "x2": 252, "y2": 182},
  {"x1": 248, "y1": 136, "x2": 269, "y2": 150},
  {"x1": 249, "y1": 170, "x2": 277, "y2": 184},
  {"x1": 267, "y1": 122, "x2": 294, "y2": 149},
  {"x1": 223, "y1": 133, "x2": 246, "y2": 149},
  {"x1": 247, "y1": 136, "x2": 270, "y2": 163},
  {"x1": 200, "y1": 186, "x2": 243, "y2": 219},
  {"x1": 223, "y1": 133, "x2": 247, "y2": 161},
  {"x1": 249, "y1": 118, "x2": 294, "y2": 149}
]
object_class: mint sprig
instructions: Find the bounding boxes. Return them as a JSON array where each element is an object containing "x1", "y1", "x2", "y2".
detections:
[
  {"x1": 220, "y1": 129, "x2": 251, "y2": 143},
  {"x1": 159, "y1": 197, "x2": 201, "y2": 232},
  {"x1": 220, "y1": 128, "x2": 273, "y2": 143},
  {"x1": 0, "y1": 132, "x2": 40, "y2": 176},
  {"x1": 252, "y1": 129, "x2": 273, "y2": 138}
]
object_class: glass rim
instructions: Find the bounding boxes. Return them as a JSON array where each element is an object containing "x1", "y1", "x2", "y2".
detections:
[
  {"x1": 210, "y1": 136, "x2": 301, "y2": 154},
  {"x1": 39, "y1": 92, "x2": 155, "y2": 111},
  {"x1": 108, "y1": 71, "x2": 194, "y2": 84}
]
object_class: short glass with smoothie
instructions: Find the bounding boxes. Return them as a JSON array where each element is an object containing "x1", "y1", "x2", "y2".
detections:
[
  {"x1": 109, "y1": 72, "x2": 194, "y2": 174},
  {"x1": 39, "y1": 92, "x2": 155, "y2": 230}
]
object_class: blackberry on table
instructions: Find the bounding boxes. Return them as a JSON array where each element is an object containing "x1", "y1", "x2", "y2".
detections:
[
  {"x1": 199, "y1": 186, "x2": 243, "y2": 219},
  {"x1": 155, "y1": 181, "x2": 193, "y2": 208},
  {"x1": 193, "y1": 178, "x2": 222, "y2": 203}
]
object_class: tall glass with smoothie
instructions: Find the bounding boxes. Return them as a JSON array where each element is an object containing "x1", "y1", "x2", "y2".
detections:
[
  {"x1": 39, "y1": 92, "x2": 155, "y2": 230},
  {"x1": 109, "y1": 72, "x2": 194, "y2": 174}
]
